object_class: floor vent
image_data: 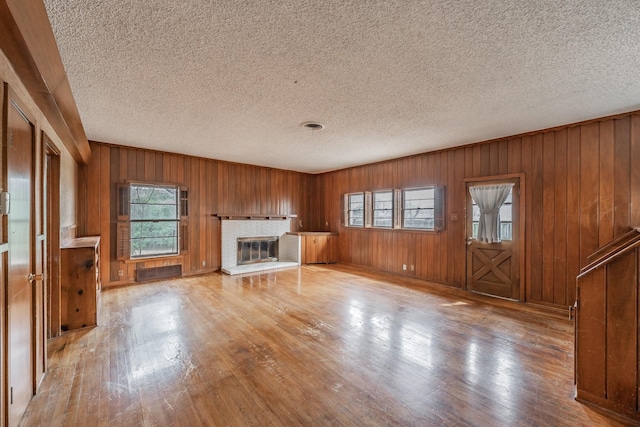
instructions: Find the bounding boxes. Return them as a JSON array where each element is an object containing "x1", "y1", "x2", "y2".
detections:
[{"x1": 135, "y1": 264, "x2": 182, "y2": 282}]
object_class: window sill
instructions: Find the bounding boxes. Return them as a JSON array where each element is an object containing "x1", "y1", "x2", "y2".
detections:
[
  {"x1": 124, "y1": 254, "x2": 183, "y2": 264},
  {"x1": 342, "y1": 225, "x2": 442, "y2": 234}
]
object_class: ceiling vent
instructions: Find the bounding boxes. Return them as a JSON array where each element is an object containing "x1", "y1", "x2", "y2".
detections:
[{"x1": 301, "y1": 121, "x2": 324, "y2": 131}]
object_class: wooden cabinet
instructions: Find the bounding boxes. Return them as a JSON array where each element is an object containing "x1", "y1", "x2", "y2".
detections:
[
  {"x1": 61, "y1": 236, "x2": 100, "y2": 331},
  {"x1": 300, "y1": 232, "x2": 338, "y2": 264}
]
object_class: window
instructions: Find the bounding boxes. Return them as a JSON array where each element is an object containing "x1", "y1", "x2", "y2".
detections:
[
  {"x1": 129, "y1": 184, "x2": 180, "y2": 257},
  {"x1": 373, "y1": 190, "x2": 393, "y2": 228},
  {"x1": 471, "y1": 187, "x2": 513, "y2": 241},
  {"x1": 343, "y1": 186, "x2": 444, "y2": 231},
  {"x1": 347, "y1": 192, "x2": 365, "y2": 227},
  {"x1": 403, "y1": 187, "x2": 435, "y2": 230},
  {"x1": 117, "y1": 183, "x2": 188, "y2": 260}
]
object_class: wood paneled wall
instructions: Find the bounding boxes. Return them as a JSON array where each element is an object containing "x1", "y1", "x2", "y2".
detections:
[
  {"x1": 79, "y1": 141, "x2": 312, "y2": 286},
  {"x1": 311, "y1": 112, "x2": 640, "y2": 310},
  {"x1": 82, "y1": 112, "x2": 640, "y2": 307}
]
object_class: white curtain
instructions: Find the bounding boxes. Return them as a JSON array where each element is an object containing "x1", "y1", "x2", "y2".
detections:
[{"x1": 469, "y1": 184, "x2": 513, "y2": 243}]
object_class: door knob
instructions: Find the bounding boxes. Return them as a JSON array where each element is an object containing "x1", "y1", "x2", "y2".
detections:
[{"x1": 28, "y1": 273, "x2": 43, "y2": 283}]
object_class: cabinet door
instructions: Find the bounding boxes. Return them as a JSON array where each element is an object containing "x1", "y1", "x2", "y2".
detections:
[
  {"x1": 326, "y1": 236, "x2": 338, "y2": 263},
  {"x1": 304, "y1": 236, "x2": 316, "y2": 264},
  {"x1": 316, "y1": 236, "x2": 327, "y2": 263}
]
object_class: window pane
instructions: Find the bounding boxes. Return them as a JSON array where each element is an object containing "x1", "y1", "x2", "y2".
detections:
[
  {"x1": 348, "y1": 193, "x2": 364, "y2": 227},
  {"x1": 131, "y1": 203, "x2": 177, "y2": 220},
  {"x1": 373, "y1": 191, "x2": 393, "y2": 227},
  {"x1": 129, "y1": 183, "x2": 180, "y2": 257},
  {"x1": 499, "y1": 203, "x2": 512, "y2": 222},
  {"x1": 471, "y1": 204, "x2": 481, "y2": 238},
  {"x1": 373, "y1": 191, "x2": 392, "y2": 208},
  {"x1": 470, "y1": 187, "x2": 513, "y2": 241},
  {"x1": 130, "y1": 185, "x2": 178, "y2": 220},
  {"x1": 403, "y1": 188, "x2": 435, "y2": 229},
  {"x1": 130, "y1": 221, "x2": 179, "y2": 257}
]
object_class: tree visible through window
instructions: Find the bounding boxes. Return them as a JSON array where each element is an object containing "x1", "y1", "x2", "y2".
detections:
[{"x1": 129, "y1": 184, "x2": 179, "y2": 257}]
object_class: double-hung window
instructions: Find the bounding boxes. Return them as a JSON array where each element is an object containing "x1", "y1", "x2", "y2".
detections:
[
  {"x1": 129, "y1": 184, "x2": 180, "y2": 257},
  {"x1": 346, "y1": 192, "x2": 365, "y2": 227},
  {"x1": 117, "y1": 183, "x2": 188, "y2": 260},
  {"x1": 372, "y1": 190, "x2": 393, "y2": 228},
  {"x1": 343, "y1": 186, "x2": 444, "y2": 231},
  {"x1": 402, "y1": 187, "x2": 436, "y2": 230}
]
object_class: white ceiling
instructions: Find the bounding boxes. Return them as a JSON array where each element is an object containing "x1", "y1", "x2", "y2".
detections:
[{"x1": 43, "y1": 1, "x2": 640, "y2": 174}]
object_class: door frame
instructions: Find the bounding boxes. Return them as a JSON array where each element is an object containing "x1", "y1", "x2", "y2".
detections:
[
  {"x1": 463, "y1": 173, "x2": 526, "y2": 301},
  {"x1": 44, "y1": 136, "x2": 60, "y2": 339},
  {"x1": 1, "y1": 79, "x2": 7, "y2": 427}
]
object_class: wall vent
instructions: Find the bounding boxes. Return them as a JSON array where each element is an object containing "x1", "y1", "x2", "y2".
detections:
[{"x1": 135, "y1": 264, "x2": 182, "y2": 282}]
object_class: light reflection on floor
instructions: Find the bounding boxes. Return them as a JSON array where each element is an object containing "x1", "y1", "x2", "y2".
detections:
[
  {"x1": 25, "y1": 267, "x2": 614, "y2": 426},
  {"x1": 338, "y1": 289, "x2": 526, "y2": 424},
  {"x1": 129, "y1": 292, "x2": 192, "y2": 383}
]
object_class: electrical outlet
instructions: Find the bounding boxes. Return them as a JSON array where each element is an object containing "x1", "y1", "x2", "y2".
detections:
[
  {"x1": 402, "y1": 264, "x2": 406, "y2": 271},
  {"x1": 201, "y1": 260, "x2": 206, "y2": 266},
  {"x1": 118, "y1": 269, "x2": 124, "y2": 277},
  {"x1": 410, "y1": 264, "x2": 414, "y2": 271}
]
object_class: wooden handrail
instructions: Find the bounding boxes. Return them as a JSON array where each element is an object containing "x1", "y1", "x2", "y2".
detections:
[
  {"x1": 577, "y1": 227, "x2": 640, "y2": 279},
  {"x1": 587, "y1": 227, "x2": 640, "y2": 262}
]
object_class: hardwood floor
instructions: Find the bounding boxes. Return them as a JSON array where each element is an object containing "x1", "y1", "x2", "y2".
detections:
[{"x1": 20, "y1": 265, "x2": 631, "y2": 426}]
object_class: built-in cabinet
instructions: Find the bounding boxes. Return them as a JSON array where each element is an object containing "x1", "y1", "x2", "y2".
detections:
[
  {"x1": 61, "y1": 236, "x2": 101, "y2": 331},
  {"x1": 297, "y1": 232, "x2": 338, "y2": 264}
]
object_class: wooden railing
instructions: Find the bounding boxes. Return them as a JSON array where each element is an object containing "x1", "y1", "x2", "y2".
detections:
[
  {"x1": 575, "y1": 227, "x2": 640, "y2": 423},
  {"x1": 580, "y1": 227, "x2": 640, "y2": 276}
]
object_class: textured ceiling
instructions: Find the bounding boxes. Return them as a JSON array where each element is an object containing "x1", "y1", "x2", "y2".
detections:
[{"x1": 43, "y1": 1, "x2": 640, "y2": 173}]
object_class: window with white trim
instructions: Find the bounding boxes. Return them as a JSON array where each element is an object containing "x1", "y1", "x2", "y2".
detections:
[
  {"x1": 343, "y1": 186, "x2": 444, "y2": 232},
  {"x1": 402, "y1": 187, "x2": 436, "y2": 230},
  {"x1": 372, "y1": 190, "x2": 393, "y2": 228},
  {"x1": 347, "y1": 192, "x2": 365, "y2": 227}
]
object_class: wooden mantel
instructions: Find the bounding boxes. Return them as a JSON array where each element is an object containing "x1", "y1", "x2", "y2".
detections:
[{"x1": 213, "y1": 213, "x2": 297, "y2": 220}]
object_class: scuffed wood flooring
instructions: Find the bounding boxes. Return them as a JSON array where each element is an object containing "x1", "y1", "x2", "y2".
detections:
[{"x1": 20, "y1": 265, "x2": 632, "y2": 426}]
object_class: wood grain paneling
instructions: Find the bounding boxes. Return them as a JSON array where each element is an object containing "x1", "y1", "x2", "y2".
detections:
[
  {"x1": 606, "y1": 252, "x2": 637, "y2": 409},
  {"x1": 566, "y1": 127, "x2": 581, "y2": 307},
  {"x1": 79, "y1": 142, "x2": 312, "y2": 286},
  {"x1": 576, "y1": 268, "x2": 606, "y2": 397},
  {"x1": 313, "y1": 111, "x2": 640, "y2": 310},
  {"x1": 575, "y1": 230, "x2": 640, "y2": 421},
  {"x1": 81, "y1": 111, "x2": 640, "y2": 306},
  {"x1": 613, "y1": 118, "x2": 631, "y2": 236},
  {"x1": 553, "y1": 129, "x2": 568, "y2": 306}
]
